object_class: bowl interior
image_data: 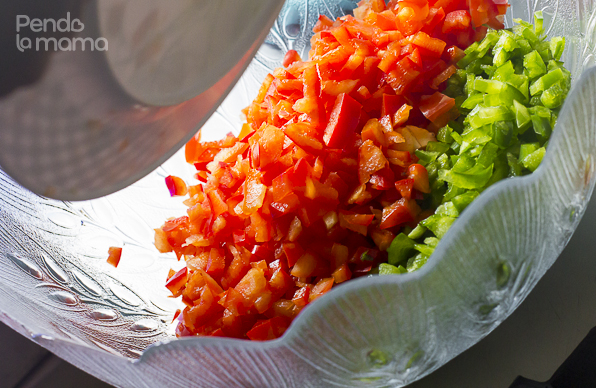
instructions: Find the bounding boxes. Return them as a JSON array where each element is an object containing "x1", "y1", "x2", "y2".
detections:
[{"x1": 1, "y1": 0, "x2": 596, "y2": 387}]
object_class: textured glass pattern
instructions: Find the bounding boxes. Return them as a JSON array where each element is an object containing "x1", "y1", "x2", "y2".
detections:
[{"x1": 1, "y1": 0, "x2": 596, "y2": 387}]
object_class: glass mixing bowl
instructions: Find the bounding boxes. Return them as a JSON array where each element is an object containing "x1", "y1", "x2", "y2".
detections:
[{"x1": 1, "y1": 0, "x2": 596, "y2": 386}]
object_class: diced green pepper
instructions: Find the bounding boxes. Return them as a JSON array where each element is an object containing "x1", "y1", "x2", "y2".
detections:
[
  {"x1": 483, "y1": 84, "x2": 527, "y2": 107},
  {"x1": 462, "y1": 93, "x2": 485, "y2": 109},
  {"x1": 437, "y1": 125, "x2": 454, "y2": 143},
  {"x1": 436, "y1": 153, "x2": 451, "y2": 169},
  {"x1": 438, "y1": 163, "x2": 494, "y2": 190},
  {"x1": 387, "y1": 233, "x2": 416, "y2": 266},
  {"x1": 458, "y1": 43, "x2": 479, "y2": 68},
  {"x1": 534, "y1": 41, "x2": 552, "y2": 62},
  {"x1": 379, "y1": 263, "x2": 407, "y2": 275},
  {"x1": 531, "y1": 113, "x2": 552, "y2": 139},
  {"x1": 530, "y1": 68, "x2": 566, "y2": 96},
  {"x1": 407, "y1": 224, "x2": 427, "y2": 240},
  {"x1": 420, "y1": 215, "x2": 457, "y2": 239},
  {"x1": 521, "y1": 26, "x2": 540, "y2": 46},
  {"x1": 492, "y1": 61, "x2": 515, "y2": 82},
  {"x1": 461, "y1": 127, "x2": 493, "y2": 150},
  {"x1": 442, "y1": 182, "x2": 465, "y2": 202},
  {"x1": 492, "y1": 120, "x2": 515, "y2": 149},
  {"x1": 415, "y1": 150, "x2": 440, "y2": 166},
  {"x1": 451, "y1": 153, "x2": 475, "y2": 172},
  {"x1": 550, "y1": 37, "x2": 566, "y2": 61},
  {"x1": 495, "y1": 31, "x2": 520, "y2": 52},
  {"x1": 492, "y1": 46, "x2": 509, "y2": 67},
  {"x1": 435, "y1": 201, "x2": 459, "y2": 217},
  {"x1": 523, "y1": 51, "x2": 547, "y2": 79},
  {"x1": 389, "y1": 16, "x2": 569, "y2": 277},
  {"x1": 406, "y1": 253, "x2": 429, "y2": 272},
  {"x1": 521, "y1": 147, "x2": 546, "y2": 171},
  {"x1": 519, "y1": 142, "x2": 540, "y2": 161},
  {"x1": 474, "y1": 78, "x2": 507, "y2": 94},
  {"x1": 512, "y1": 100, "x2": 532, "y2": 133},
  {"x1": 541, "y1": 78, "x2": 570, "y2": 109},
  {"x1": 426, "y1": 141, "x2": 451, "y2": 154},
  {"x1": 450, "y1": 131, "x2": 463, "y2": 145},
  {"x1": 478, "y1": 30, "x2": 500, "y2": 57},
  {"x1": 414, "y1": 243, "x2": 435, "y2": 256},
  {"x1": 423, "y1": 237, "x2": 440, "y2": 247},
  {"x1": 515, "y1": 38, "x2": 533, "y2": 56},
  {"x1": 451, "y1": 191, "x2": 480, "y2": 212},
  {"x1": 476, "y1": 142, "x2": 499, "y2": 166},
  {"x1": 507, "y1": 152, "x2": 524, "y2": 176},
  {"x1": 530, "y1": 94, "x2": 543, "y2": 106},
  {"x1": 467, "y1": 106, "x2": 514, "y2": 129},
  {"x1": 534, "y1": 11, "x2": 544, "y2": 36},
  {"x1": 484, "y1": 153, "x2": 509, "y2": 187}
]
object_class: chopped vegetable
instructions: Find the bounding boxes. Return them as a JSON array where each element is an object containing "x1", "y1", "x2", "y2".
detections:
[
  {"x1": 165, "y1": 175, "x2": 188, "y2": 197},
  {"x1": 107, "y1": 247, "x2": 122, "y2": 268},
  {"x1": 157, "y1": 0, "x2": 511, "y2": 340},
  {"x1": 389, "y1": 15, "x2": 570, "y2": 273}
]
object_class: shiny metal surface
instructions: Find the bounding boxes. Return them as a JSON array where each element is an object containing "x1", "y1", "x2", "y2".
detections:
[{"x1": 0, "y1": 0, "x2": 284, "y2": 200}]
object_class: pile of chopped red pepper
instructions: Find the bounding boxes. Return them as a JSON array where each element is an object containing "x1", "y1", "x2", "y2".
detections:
[{"x1": 155, "y1": 0, "x2": 508, "y2": 340}]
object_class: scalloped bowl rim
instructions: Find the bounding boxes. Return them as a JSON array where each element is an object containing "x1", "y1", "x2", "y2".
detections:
[
  {"x1": 121, "y1": 52, "x2": 596, "y2": 370},
  {"x1": 4, "y1": 4, "x2": 594, "y2": 386}
]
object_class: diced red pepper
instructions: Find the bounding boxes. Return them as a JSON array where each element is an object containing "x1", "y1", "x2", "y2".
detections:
[
  {"x1": 443, "y1": 10, "x2": 472, "y2": 33},
  {"x1": 165, "y1": 175, "x2": 188, "y2": 197},
  {"x1": 283, "y1": 49, "x2": 302, "y2": 68},
  {"x1": 242, "y1": 170, "x2": 267, "y2": 215},
  {"x1": 107, "y1": 246, "x2": 122, "y2": 268},
  {"x1": 269, "y1": 268, "x2": 293, "y2": 299},
  {"x1": 284, "y1": 123, "x2": 324, "y2": 151},
  {"x1": 282, "y1": 242, "x2": 304, "y2": 268},
  {"x1": 292, "y1": 286, "x2": 310, "y2": 307},
  {"x1": 331, "y1": 263, "x2": 352, "y2": 283},
  {"x1": 408, "y1": 164, "x2": 430, "y2": 193},
  {"x1": 221, "y1": 247, "x2": 251, "y2": 289},
  {"x1": 235, "y1": 268, "x2": 268, "y2": 302},
  {"x1": 381, "y1": 94, "x2": 407, "y2": 118},
  {"x1": 386, "y1": 57, "x2": 420, "y2": 95},
  {"x1": 339, "y1": 213, "x2": 374, "y2": 236},
  {"x1": 309, "y1": 278, "x2": 334, "y2": 302},
  {"x1": 161, "y1": 0, "x2": 510, "y2": 341},
  {"x1": 380, "y1": 198, "x2": 420, "y2": 229},
  {"x1": 358, "y1": 140, "x2": 388, "y2": 184},
  {"x1": 369, "y1": 167, "x2": 396, "y2": 190},
  {"x1": 166, "y1": 267, "x2": 188, "y2": 296},
  {"x1": 323, "y1": 93, "x2": 363, "y2": 149},
  {"x1": 431, "y1": 65, "x2": 457, "y2": 89},
  {"x1": 206, "y1": 248, "x2": 226, "y2": 278},
  {"x1": 419, "y1": 92, "x2": 455, "y2": 123},
  {"x1": 290, "y1": 253, "x2": 318, "y2": 278}
]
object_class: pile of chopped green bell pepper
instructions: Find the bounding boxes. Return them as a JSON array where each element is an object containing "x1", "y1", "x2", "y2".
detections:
[{"x1": 380, "y1": 13, "x2": 571, "y2": 275}]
